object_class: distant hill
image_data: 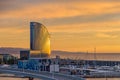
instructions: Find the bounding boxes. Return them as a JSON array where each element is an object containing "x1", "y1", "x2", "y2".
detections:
[
  {"x1": 0, "y1": 47, "x2": 25, "y2": 54},
  {"x1": 0, "y1": 47, "x2": 120, "y2": 61},
  {"x1": 0, "y1": 47, "x2": 85, "y2": 55}
]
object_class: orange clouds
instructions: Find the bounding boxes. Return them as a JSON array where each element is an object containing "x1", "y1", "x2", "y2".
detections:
[
  {"x1": 0, "y1": 0, "x2": 120, "y2": 52},
  {"x1": 1, "y1": 1, "x2": 120, "y2": 19},
  {"x1": 96, "y1": 33, "x2": 118, "y2": 38}
]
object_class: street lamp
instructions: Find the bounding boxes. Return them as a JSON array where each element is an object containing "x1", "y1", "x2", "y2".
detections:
[
  {"x1": 52, "y1": 60, "x2": 55, "y2": 79},
  {"x1": 22, "y1": 60, "x2": 24, "y2": 73}
]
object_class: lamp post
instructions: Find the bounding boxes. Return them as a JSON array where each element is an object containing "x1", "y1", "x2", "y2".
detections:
[
  {"x1": 39, "y1": 63, "x2": 41, "y2": 72},
  {"x1": 52, "y1": 60, "x2": 55, "y2": 79},
  {"x1": 22, "y1": 60, "x2": 24, "y2": 73}
]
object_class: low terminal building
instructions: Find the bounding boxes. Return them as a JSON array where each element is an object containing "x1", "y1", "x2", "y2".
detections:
[
  {"x1": 18, "y1": 58, "x2": 51, "y2": 71},
  {"x1": 18, "y1": 58, "x2": 59, "y2": 72}
]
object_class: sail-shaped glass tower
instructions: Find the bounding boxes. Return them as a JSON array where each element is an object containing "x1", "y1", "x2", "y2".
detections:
[{"x1": 30, "y1": 22, "x2": 50, "y2": 58}]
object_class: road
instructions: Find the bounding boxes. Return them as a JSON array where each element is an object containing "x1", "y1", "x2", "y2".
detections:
[{"x1": 0, "y1": 67, "x2": 85, "y2": 80}]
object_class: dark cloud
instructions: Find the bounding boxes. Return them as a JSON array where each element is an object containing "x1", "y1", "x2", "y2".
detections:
[
  {"x1": 41, "y1": 12, "x2": 120, "y2": 26},
  {"x1": 0, "y1": 0, "x2": 120, "y2": 13},
  {"x1": 0, "y1": 0, "x2": 50, "y2": 12},
  {"x1": 0, "y1": 0, "x2": 120, "y2": 27},
  {"x1": 0, "y1": 12, "x2": 120, "y2": 27}
]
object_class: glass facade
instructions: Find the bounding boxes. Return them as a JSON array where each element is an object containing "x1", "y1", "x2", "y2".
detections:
[{"x1": 30, "y1": 22, "x2": 50, "y2": 58}]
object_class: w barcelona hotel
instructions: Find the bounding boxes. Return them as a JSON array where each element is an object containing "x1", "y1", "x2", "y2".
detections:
[
  {"x1": 30, "y1": 22, "x2": 50, "y2": 58},
  {"x1": 18, "y1": 22, "x2": 59, "y2": 72}
]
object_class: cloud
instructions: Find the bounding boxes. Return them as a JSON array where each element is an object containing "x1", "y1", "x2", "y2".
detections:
[
  {"x1": 0, "y1": 0, "x2": 82, "y2": 13},
  {"x1": 0, "y1": 0, "x2": 120, "y2": 52},
  {"x1": 96, "y1": 33, "x2": 118, "y2": 38},
  {"x1": 1, "y1": 0, "x2": 120, "y2": 27},
  {"x1": 1, "y1": 0, "x2": 120, "y2": 18},
  {"x1": 41, "y1": 12, "x2": 120, "y2": 26}
]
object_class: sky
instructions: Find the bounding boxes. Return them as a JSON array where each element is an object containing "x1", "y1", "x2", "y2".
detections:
[{"x1": 0, "y1": 0, "x2": 120, "y2": 53}]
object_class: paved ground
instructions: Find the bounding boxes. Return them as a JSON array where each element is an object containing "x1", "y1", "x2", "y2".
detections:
[{"x1": 0, "y1": 67, "x2": 85, "y2": 80}]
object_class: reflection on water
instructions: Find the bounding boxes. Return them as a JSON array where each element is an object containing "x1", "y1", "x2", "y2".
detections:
[{"x1": 87, "y1": 78, "x2": 120, "y2": 80}]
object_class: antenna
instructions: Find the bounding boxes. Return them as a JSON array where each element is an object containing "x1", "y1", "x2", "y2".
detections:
[
  {"x1": 94, "y1": 47, "x2": 97, "y2": 60},
  {"x1": 86, "y1": 50, "x2": 88, "y2": 69},
  {"x1": 94, "y1": 47, "x2": 97, "y2": 68}
]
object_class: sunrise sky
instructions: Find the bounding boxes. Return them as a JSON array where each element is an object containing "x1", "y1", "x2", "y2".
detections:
[{"x1": 0, "y1": 0, "x2": 120, "y2": 53}]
